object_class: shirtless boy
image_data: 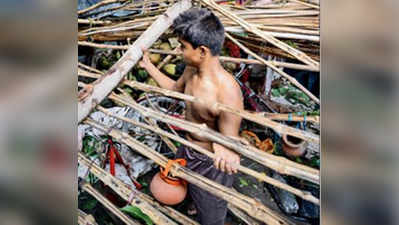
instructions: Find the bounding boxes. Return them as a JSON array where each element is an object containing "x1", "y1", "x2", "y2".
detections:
[{"x1": 139, "y1": 8, "x2": 244, "y2": 225}]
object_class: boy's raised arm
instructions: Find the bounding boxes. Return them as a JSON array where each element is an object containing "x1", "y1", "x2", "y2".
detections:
[
  {"x1": 139, "y1": 49, "x2": 176, "y2": 90},
  {"x1": 139, "y1": 48, "x2": 193, "y2": 93}
]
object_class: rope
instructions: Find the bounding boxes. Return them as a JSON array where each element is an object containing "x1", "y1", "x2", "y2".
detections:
[{"x1": 160, "y1": 159, "x2": 187, "y2": 186}]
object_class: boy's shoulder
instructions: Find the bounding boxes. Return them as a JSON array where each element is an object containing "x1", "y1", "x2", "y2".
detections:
[{"x1": 217, "y1": 70, "x2": 242, "y2": 104}]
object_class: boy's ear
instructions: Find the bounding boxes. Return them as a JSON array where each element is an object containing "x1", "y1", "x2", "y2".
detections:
[{"x1": 199, "y1": 46, "x2": 210, "y2": 57}]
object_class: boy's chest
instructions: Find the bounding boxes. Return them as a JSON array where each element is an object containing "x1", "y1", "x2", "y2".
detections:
[{"x1": 184, "y1": 76, "x2": 220, "y2": 120}]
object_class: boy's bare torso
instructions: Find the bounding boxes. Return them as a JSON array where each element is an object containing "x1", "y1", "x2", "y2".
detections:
[{"x1": 181, "y1": 66, "x2": 241, "y2": 151}]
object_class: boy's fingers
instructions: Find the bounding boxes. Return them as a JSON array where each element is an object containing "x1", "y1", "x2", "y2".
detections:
[
  {"x1": 232, "y1": 160, "x2": 239, "y2": 173},
  {"x1": 233, "y1": 165, "x2": 238, "y2": 173},
  {"x1": 141, "y1": 47, "x2": 149, "y2": 55},
  {"x1": 225, "y1": 163, "x2": 233, "y2": 175},
  {"x1": 214, "y1": 157, "x2": 221, "y2": 169},
  {"x1": 219, "y1": 159, "x2": 226, "y2": 173}
]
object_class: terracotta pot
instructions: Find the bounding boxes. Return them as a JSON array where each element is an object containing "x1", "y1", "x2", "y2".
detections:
[
  {"x1": 282, "y1": 134, "x2": 306, "y2": 157},
  {"x1": 150, "y1": 172, "x2": 187, "y2": 205}
]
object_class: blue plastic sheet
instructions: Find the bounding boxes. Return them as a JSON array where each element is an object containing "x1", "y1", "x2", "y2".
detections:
[{"x1": 78, "y1": 0, "x2": 138, "y2": 18}]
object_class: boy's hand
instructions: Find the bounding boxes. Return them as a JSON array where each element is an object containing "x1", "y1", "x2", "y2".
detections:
[
  {"x1": 139, "y1": 47, "x2": 152, "y2": 69},
  {"x1": 213, "y1": 143, "x2": 240, "y2": 175}
]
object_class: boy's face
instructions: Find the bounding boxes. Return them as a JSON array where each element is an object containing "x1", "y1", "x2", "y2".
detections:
[{"x1": 179, "y1": 38, "x2": 203, "y2": 67}]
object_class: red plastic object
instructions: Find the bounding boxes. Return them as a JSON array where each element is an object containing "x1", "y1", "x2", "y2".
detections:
[{"x1": 107, "y1": 139, "x2": 142, "y2": 190}]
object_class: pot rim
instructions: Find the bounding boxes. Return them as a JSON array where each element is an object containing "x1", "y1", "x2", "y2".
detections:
[{"x1": 282, "y1": 134, "x2": 305, "y2": 148}]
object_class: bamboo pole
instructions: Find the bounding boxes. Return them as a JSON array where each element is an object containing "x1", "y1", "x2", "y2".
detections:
[
  {"x1": 78, "y1": 68, "x2": 101, "y2": 79},
  {"x1": 97, "y1": 105, "x2": 319, "y2": 204},
  {"x1": 79, "y1": 13, "x2": 318, "y2": 34},
  {"x1": 78, "y1": 41, "x2": 319, "y2": 71},
  {"x1": 78, "y1": 153, "x2": 178, "y2": 225},
  {"x1": 77, "y1": 67, "x2": 320, "y2": 144},
  {"x1": 225, "y1": 33, "x2": 320, "y2": 104},
  {"x1": 157, "y1": 45, "x2": 181, "y2": 69},
  {"x1": 78, "y1": 31, "x2": 143, "y2": 42},
  {"x1": 122, "y1": 80, "x2": 320, "y2": 142},
  {"x1": 229, "y1": 9, "x2": 319, "y2": 15},
  {"x1": 78, "y1": 62, "x2": 104, "y2": 74},
  {"x1": 80, "y1": 23, "x2": 150, "y2": 36},
  {"x1": 233, "y1": 39, "x2": 320, "y2": 62},
  {"x1": 218, "y1": 56, "x2": 319, "y2": 71},
  {"x1": 81, "y1": 183, "x2": 141, "y2": 225},
  {"x1": 82, "y1": 120, "x2": 295, "y2": 225},
  {"x1": 257, "y1": 25, "x2": 319, "y2": 35},
  {"x1": 199, "y1": 0, "x2": 319, "y2": 69},
  {"x1": 109, "y1": 93, "x2": 319, "y2": 184},
  {"x1": 79, "y1": 16, "x2": 158, "y2": 34},
  {"x1": 219, "y1": 11, "x2": 320, "y2": 19},
  {"x1": 225, "y1": 26, "x2": 319, "y2": 42},
  {"x1": 78, "y1": 18, "x2": 113, "y2": 25},
  {"x1": 142, "y1": 92, "x2": 178, "y2": 153},
  {"x1": 79, "y1": 15, "x2": 319, "y2": 38},
  {"x1": 261, "y1": 112, "x2": 320, "y2": 123},
  {"x1": 78, "y1": 65, "x2": 319, "y2": 128},
  {"x1": 228, "y1": 204, "x2": 262, "y2": 225},
  {"x1": 78, "y1": 0, "x2": 193, "y2": 123},
  {"x1": 137, "y1": 192, "x2": 201, "y2": 225}
]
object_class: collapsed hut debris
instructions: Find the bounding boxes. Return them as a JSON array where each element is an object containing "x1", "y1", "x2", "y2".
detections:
[{"x1": 78, "y1": 0, "x2": 320, "y2": 224}]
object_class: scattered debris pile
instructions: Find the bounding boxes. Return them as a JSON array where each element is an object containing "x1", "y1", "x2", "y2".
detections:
[{"x1": 78, "y1": 0, "x2": 320, "y2": 224}]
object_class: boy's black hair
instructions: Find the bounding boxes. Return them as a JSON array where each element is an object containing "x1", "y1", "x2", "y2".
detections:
[{"x1": 173, "y1": 8, "x2": 225, "y2": 56}]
